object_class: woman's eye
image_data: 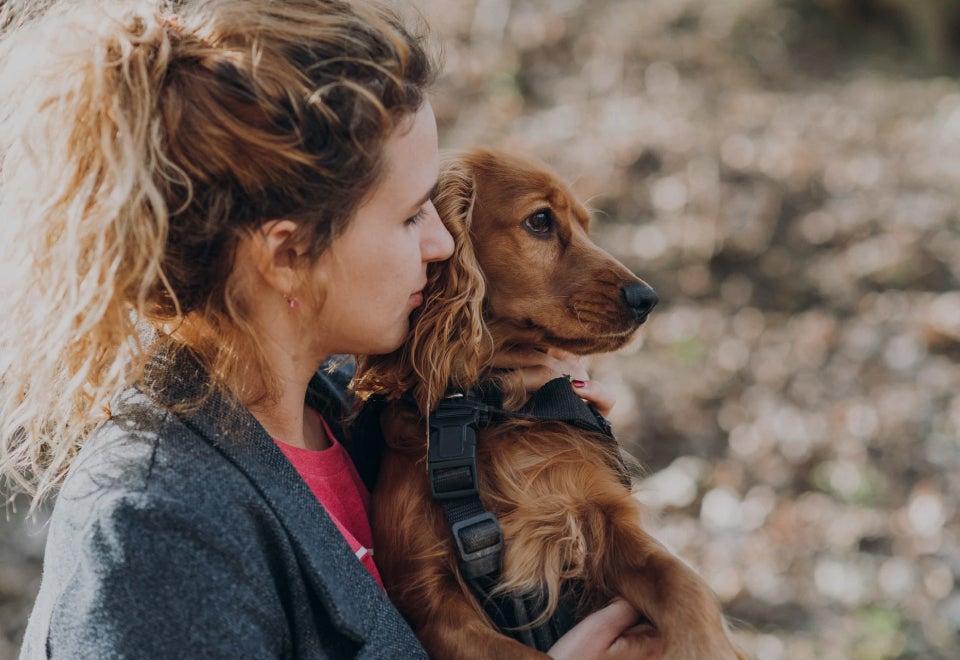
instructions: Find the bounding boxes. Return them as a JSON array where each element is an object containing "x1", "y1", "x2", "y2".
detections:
[
  {"x1": 406, "y1": 206, "x2": 427, "y2": 226},
  {"x1": 523, "y1": 209, "x2": 553, "y2": 234}
]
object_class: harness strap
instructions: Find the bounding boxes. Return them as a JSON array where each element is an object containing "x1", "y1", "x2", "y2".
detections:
[
  {"x1": 518, "y1": 377, "x2": 631, "y2": 489},
  {"x1": 426, "y1": 379, "x2": 628, "y2": 651},
  {"x1": 519, "y1": 376, "x2": 613, "y2": 437},
  {"x1": 428, "y1": 394, "x2": 504, "y2": 580},
  {"x1": 469, "y1": 575, "x2": 584, "y2": 651}
]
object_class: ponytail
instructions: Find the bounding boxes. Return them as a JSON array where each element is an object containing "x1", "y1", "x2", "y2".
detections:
[
  {"x1": 0, "y1": 0, "x2": 435, "y2": 509},
  {"x1": 0, "y1": 1, "x2": 185, "y2": 506}
]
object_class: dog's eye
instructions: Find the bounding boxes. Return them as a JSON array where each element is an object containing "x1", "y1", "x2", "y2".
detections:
[{"x1": 524, "y1": 209, "x2": 553, "y2": 235}]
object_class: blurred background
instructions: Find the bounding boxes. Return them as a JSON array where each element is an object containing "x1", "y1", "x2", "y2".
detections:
[
  {"x1": 3, "y1": 0, "x2": 960, "y2": 658},
  {"x1": 414, "y1": 0, "x2": 960, "y2": 658}
]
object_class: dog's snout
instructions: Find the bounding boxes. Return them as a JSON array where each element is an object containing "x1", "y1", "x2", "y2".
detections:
[{"x1": 621, "y1": 282, "x2": 658, "y2": 319}]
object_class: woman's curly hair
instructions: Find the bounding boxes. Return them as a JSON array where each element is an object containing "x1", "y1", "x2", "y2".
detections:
[{"x1": 0, "y1": 0, "x2": 435, "y2": 508}]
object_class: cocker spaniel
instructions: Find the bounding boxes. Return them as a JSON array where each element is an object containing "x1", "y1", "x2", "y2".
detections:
[{"x1": 354, "y1": 148, "x2": 745, "y2": 659}]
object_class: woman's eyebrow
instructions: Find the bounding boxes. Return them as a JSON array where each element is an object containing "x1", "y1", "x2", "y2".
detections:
[{"x1": 408, "y1": 179, "x2": 439, "y2": 213}]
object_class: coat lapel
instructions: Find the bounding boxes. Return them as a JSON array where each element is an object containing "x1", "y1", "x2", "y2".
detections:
[{"x1": 139, "y1": 344, "x2": 400, "y2": 644}]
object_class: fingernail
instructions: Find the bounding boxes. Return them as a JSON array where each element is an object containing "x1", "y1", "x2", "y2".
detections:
[{"x1": 571, "y1": 379, "x2": 586, "y2": 388}]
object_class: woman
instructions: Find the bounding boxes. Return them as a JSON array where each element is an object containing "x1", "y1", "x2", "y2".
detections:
[{"x1": 0, "y1": 1, "x2": 660, "y2": 657}]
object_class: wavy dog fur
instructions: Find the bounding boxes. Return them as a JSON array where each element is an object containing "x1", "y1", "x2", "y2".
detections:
[{"x1": 354, "y1": 149, "x2": 747, "y2": 659}]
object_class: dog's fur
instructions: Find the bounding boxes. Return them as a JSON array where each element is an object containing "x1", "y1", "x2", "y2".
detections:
[{"x1": 354, "y1": 148, "x2": 746, "y2": 659}]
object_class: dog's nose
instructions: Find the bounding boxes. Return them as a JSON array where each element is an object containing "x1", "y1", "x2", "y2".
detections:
[{"x1": 621, "y1": 282, "x2": 658, "y2": 320}]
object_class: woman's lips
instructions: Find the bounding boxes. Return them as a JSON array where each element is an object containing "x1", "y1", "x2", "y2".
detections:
[{"x1": 409, "y1": 291, "x2": 424, "y2": 306}]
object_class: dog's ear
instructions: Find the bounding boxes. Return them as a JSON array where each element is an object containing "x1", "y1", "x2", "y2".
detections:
[
  {"x1": 406, "y1": 155, "x2": 490, "y2": 414},
  {"x1": 353, "y1": 154, "x2": 491, "y2": 415}
]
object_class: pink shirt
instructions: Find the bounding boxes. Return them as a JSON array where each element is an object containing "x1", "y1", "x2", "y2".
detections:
[{"x1": 273, "y1": 415, "x2": 383, "y2": 587}]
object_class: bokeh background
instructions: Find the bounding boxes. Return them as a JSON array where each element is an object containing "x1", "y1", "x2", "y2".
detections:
[{"x1": 3, "y1": 0, "x2": 960, "y2": 658}]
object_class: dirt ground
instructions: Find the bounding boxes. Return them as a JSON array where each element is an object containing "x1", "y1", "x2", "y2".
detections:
[{"x1": 3, "y1": 1, "x2": 959, "y2": 658}]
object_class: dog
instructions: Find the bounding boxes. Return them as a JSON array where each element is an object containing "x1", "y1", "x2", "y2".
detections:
[{"x1": 353, "y1": 148, "x2": 746, "y2": 659}]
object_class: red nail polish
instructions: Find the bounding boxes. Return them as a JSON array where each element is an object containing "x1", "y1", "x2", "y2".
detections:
[{"x1": 571, "y1": 379, "x2": 586, "y2": 388}]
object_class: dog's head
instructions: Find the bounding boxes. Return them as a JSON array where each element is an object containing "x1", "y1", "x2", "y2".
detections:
[
  {"x1": 443, "y1": 148, "x2": 656, "y2": 352},
  {"x1": 354, "y1": 148, "x2": 656, "y2": 413}
]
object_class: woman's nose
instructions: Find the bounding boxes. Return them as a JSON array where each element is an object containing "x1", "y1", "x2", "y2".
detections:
[{"x1": 421, "y1": 201, "x2": 454, "y2": 262}]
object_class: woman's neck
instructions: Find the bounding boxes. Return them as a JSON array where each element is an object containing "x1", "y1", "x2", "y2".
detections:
[
  {"x1": 222, "y1": 242, "x2": 335, "y2": 451},
  {"x1": 243, "y1": 316, "x2": 331, "y2": 451},
  {"x1": 248, "y1": 371, "x2": 330, "y2": 451}
]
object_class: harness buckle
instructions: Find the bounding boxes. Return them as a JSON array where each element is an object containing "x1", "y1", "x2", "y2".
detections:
[
  {"x1": 428, "y1": 395, "x2": 489, "y2": 500},
  {"x1": 429, "y1": 460, "x2": 478, "y2": 499},
  {"x1": 451, "y1": 512, "x2": 503, "y2": 579}
]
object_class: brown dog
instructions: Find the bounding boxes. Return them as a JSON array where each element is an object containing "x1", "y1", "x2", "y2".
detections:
[{"x1": 354, "y1": 148, "x2": 745, "y2": 659}]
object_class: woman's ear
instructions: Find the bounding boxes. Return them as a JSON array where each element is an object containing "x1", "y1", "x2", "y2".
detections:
[{"x1": 245, "y1": 220, "x2": 306, "y2": 297}]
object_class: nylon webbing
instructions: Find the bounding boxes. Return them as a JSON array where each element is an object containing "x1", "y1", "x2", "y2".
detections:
[
  {"x1": 519, "y1": 377, "x2": 613, "y2": 437},
  {"x1": 426, "y1": 379, "x2": 626, "y2": 651}
]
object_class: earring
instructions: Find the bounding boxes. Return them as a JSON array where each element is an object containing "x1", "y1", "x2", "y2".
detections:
[{"x1": 284, "y1": 294, "x2": 299, "y2": 310}]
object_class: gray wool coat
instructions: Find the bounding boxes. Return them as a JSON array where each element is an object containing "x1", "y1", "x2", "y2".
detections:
[{"x1": 19, "y1": 348, "x2": 425, "y2": 659}]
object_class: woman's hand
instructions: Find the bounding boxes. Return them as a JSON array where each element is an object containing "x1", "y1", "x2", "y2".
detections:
[
  {"x1": 549, "y1": 599, "x2": 662, "y2": 660},
  {"x1": 492, "y1": 347, "x2": 616, "y2": 417}
]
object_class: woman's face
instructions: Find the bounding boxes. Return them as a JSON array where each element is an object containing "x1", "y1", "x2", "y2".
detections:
[{"x1": 309, "y1": 101, "x2": 454, "y2": 357}]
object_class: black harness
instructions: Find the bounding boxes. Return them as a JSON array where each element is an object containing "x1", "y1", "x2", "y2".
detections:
[{"x1": 427, "y1": 376, "x2": 628, "y2": 651}]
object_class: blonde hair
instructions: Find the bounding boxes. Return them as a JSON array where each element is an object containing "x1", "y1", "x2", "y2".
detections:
[{"x1": 0, "y1": 0, "x2": 435, "y2": 508}]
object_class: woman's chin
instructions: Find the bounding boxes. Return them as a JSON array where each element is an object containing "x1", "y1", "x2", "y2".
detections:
[{"x1": 367, "y1": 325, "x2": 410, "y2": 356}]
